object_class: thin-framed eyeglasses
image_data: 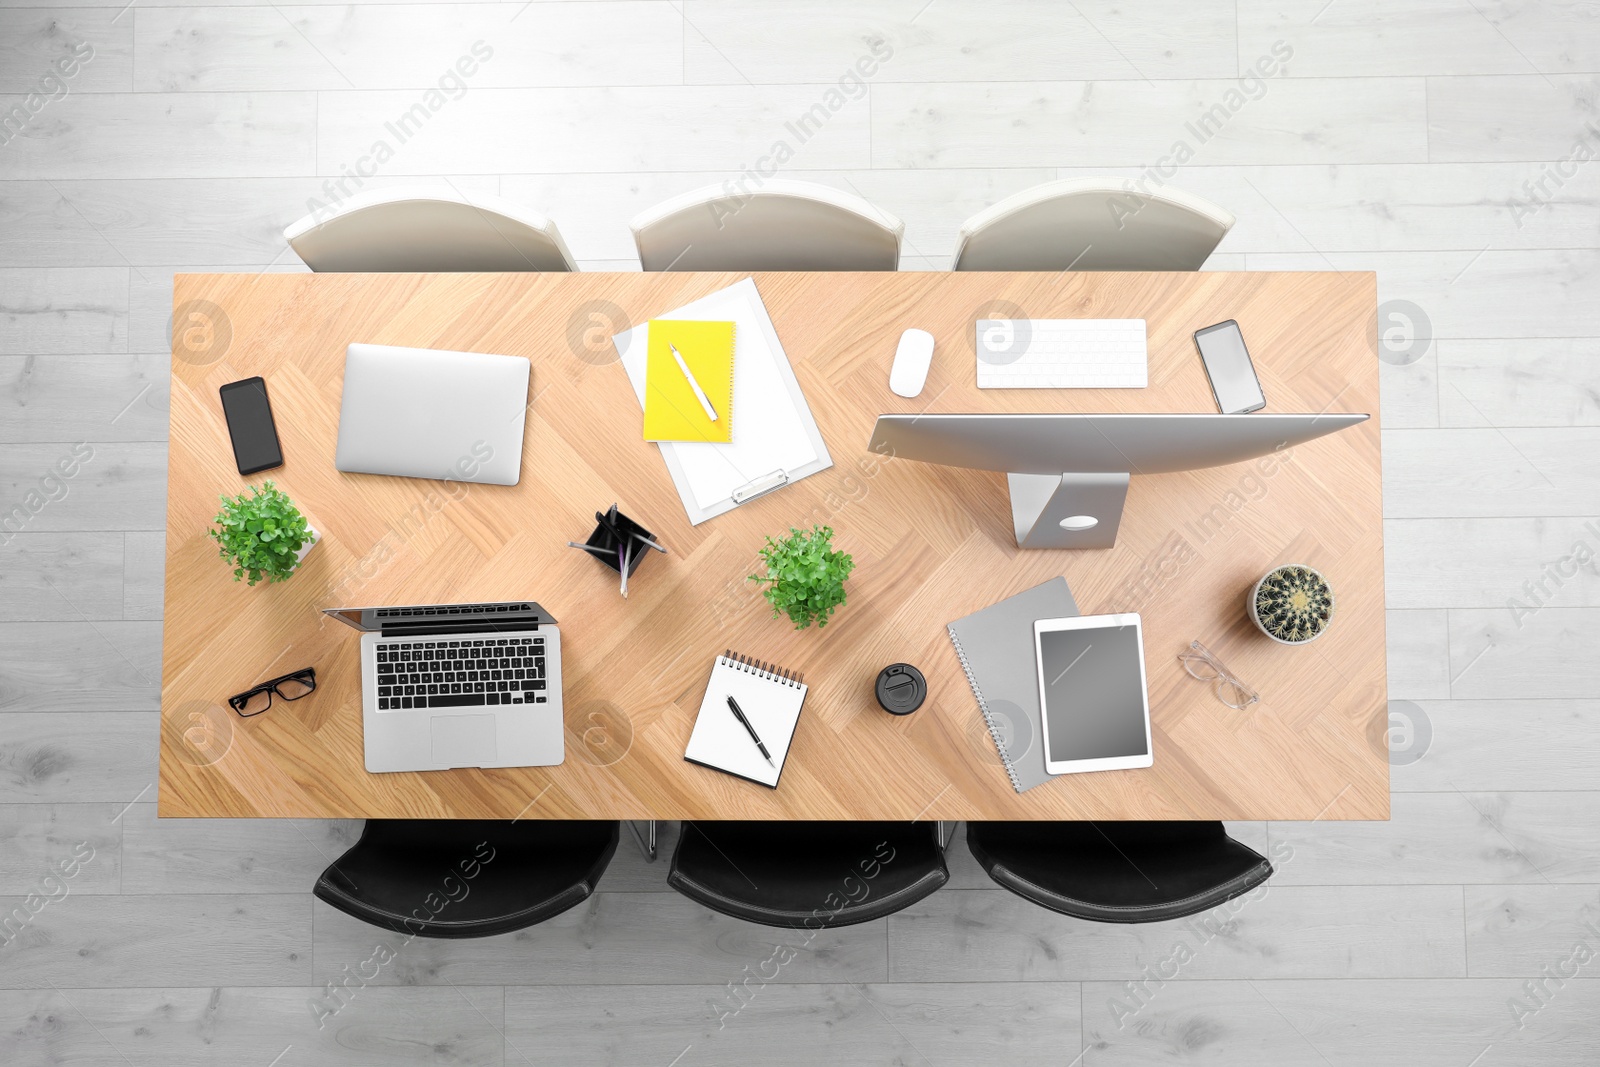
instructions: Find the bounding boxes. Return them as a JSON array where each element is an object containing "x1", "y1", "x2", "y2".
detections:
[
  {"x1": 1177, "y1": 641, "x2": 1259, "y2": 710},
  {"x1": 228, "y1": 667, "x2": 316, "y2": 717}
]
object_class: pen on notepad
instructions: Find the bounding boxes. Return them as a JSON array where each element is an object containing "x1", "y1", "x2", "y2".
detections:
[
  {"x1": 726, "y1": 695, "x2": 774, "y2": 767},
  {"x1": 669, "y1": 343, "x2": 719, "y2": 422}
]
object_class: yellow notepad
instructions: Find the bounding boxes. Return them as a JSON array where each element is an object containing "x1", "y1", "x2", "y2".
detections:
[{"x1": 643, "y1": 320, "x2": 735, "y2": 443}]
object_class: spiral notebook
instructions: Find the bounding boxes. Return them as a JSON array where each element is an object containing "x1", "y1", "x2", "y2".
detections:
[
  {"x1": 684, "y1": 651, "x2": 808, "y2": 788},
  {"x1": 947, "y1": 577, "x2": 1079, "y2": 793}
]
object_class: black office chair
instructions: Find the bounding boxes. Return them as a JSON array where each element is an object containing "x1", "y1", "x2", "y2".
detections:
[
  {"x1": 668, "y1": 821, "x2": 949, "y2": 929},
  {"x1": 965, "y1": 821, "x2": 1272, "y2": 923},
  {"x1": 314, "y1": 819, "x2": 619, "y2": 938}
]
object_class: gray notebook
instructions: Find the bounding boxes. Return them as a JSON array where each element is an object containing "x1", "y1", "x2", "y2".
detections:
[{"x1": 947, "y1": 577, "x2": 1079, "y2": 793}]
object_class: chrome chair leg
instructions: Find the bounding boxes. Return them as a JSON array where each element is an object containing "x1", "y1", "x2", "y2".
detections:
[
  {"x1": 628, "y1": 820, "x2": 658, "y2": 862},
  {"x1": 937, "y1": 821, "x2": 957, "y2": 850}
]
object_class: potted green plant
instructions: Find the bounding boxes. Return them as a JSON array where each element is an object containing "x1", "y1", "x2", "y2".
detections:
[
  {"x1": 748, "y1": 524, "x2": 855, "y2": 630},
  {"x1": 210, "y1": 481, "x2": 317, "y2": 586},
  {"x1": 1249, "y1": 563, "x2": 1335, "y2": 644}
]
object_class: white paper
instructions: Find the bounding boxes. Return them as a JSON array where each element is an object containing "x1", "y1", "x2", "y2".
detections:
[
  {"x1": 684, "y1": 655, "x2": 807, "y2": 787},
  {"x1": 612, "y1": 278, "x2": 831, "y2": 522}
]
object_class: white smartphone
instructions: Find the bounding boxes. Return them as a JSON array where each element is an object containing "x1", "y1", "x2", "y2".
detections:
[
  {"x1": 1194, "y1": 320, "x2": 1266, "y2": 414},
  {"x1": 1033, "y1": 613, "x2": 1153, "y2": 776}
]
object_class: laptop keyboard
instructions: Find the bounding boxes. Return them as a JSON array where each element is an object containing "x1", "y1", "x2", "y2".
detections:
[{"x1": 375, "y1": 635, "x2": 546, "y2": 711}]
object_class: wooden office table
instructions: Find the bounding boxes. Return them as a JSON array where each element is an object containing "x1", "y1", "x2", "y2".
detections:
[{"x1": 161, "y1": 270, "x2": 1385, "y2": 821}]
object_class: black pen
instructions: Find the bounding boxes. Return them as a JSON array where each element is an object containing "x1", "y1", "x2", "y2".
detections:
[{"x1": 726, "y1": 695, "x2": 775, "y2": 767}]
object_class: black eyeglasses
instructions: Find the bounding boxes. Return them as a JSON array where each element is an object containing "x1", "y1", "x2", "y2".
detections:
[{"x1": 228, "y1": 667, "x2": 316, "y2": 717}]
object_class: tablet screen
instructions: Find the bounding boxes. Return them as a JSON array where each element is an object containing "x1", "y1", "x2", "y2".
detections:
[{"x1": 1038, "y1": 624, "x2": 1150, "y2": 762}]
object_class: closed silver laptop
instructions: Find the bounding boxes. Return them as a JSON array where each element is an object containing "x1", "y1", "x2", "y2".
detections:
[
  {"x1": 324, "y1": 602, "x2": 564, "y2": 772},
  {"x1": 335, "y1": 343, "x2": 529, "y2": 486}
]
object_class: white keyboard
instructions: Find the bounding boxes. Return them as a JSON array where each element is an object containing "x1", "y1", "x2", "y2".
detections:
[{"x1": 976, "y1": 319, "x2": 1148, "y2": 388}]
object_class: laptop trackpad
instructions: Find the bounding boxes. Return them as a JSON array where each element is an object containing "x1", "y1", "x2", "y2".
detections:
[{"x1": 431, "y1": 715, "x2": 498, "y2": 767}]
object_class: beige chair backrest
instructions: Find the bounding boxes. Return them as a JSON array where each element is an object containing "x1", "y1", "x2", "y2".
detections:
[
  {"x1": 284, "y1": 188, "x2": 577, "y2": 272},
  {"x1": 952, "y1": 178, "x2": 1234, "y2": 272},
  {"x1": 630, "y1": 180, "x2": 903, "y2": 271}
]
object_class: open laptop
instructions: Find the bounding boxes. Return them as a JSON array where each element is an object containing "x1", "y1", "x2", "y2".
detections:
[
  {"x1": 324, "y1": 601, "x2": 564, "y2": 772},
  {"x1": 335, "y1": 343, "x2": 530, "y2": 486}
]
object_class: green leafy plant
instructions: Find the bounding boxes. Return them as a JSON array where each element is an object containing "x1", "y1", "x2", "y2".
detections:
[
  {"x1": 748, "y1": 524, "x2": 855, "y2": 630},
  {"x1": 210, "y1": 481, "x2": 312, "y2": 586}
]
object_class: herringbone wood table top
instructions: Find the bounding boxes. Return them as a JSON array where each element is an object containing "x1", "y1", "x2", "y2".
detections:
[{"x1": 161, "y1": 270, "x2": 1385, "y2": 820}]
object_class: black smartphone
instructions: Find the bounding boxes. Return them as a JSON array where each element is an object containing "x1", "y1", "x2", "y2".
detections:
[
  {"x1": 219, "y1": 376, "x2": 284, "y2": 475},
  {"x1": 1193, "y1": 320, "x2": 1266, "y2": 414}
]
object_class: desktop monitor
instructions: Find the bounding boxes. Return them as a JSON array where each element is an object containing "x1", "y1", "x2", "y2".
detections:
[{"x1": 866, "y1": 412, "x2": 1369, "y2": 549}]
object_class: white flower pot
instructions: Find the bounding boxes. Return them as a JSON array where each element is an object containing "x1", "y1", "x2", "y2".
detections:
[
  {"x1": 1248, "y1": 564, "x2": 1335, "y2": 645},
  {"x1": 294, "y1": 523, "x2": 320, "y2": 569}
]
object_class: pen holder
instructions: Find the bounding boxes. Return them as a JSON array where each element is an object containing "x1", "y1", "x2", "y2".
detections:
[{"x1": 584, "y1": 509, "x2": 653, "y2": 578}]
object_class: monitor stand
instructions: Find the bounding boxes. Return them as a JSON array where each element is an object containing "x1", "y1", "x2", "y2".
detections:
[{"x1": 1008, "y1": 473, "x2": 1130, "y2": 549}]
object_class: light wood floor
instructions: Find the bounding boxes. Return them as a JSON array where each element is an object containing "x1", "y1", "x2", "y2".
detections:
[{"x1": 2, "y1": 1, "x2": 1598, "y2": 1063}]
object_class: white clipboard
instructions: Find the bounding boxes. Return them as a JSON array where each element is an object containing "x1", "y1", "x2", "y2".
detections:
[{"x1": 611, "y1": 278, "x2": 833, "y2": 525}]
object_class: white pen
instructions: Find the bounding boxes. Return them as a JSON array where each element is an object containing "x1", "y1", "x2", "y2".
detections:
[
  {"x1": 630, "y1": 530, "x2": 669, "y2": 554},
  {"x1": 619, "y1": 536, "x2": 631, "y2": 599},
  {"x1": 669, "y1": 343, "x2": 719, "y2": 422}
]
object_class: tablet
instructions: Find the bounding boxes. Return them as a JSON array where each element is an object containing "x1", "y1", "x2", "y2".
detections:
[{"x1": 1033, "y1": 613, "x2": 1153, "y2": 775}]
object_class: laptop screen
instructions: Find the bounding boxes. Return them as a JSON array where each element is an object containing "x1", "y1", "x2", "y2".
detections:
[{"x1": 323, "y1": 602, "x2": 551, "y2": 634}]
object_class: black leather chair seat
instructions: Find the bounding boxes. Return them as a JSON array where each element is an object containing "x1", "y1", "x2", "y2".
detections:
[
  {"x1": 669, "y1": 821, "x2": 948, "y2": 929},
  {"x1": 965, "y1": 821, "x2": 1272, "y2": 923},
  {"x1": 314, "y1": 819, "x2": 619, "y2": 938}
]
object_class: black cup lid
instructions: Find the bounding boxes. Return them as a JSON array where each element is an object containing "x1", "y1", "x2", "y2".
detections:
[{"x1": 875, "y1": 663, "x2": 926, "y2": 715}]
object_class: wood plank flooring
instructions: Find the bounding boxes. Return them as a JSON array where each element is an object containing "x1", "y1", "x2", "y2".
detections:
[{"x1": 2, "y1": 0, "x2": 1598, "y2": 1061}]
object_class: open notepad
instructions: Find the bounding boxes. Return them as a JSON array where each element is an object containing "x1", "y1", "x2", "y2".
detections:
[
  {"x1": 612, "y1": 278, "x2": 832, "y2": 525},
  {"x1": 684, "y1": 651, "x2": 808, "y2": 788}
]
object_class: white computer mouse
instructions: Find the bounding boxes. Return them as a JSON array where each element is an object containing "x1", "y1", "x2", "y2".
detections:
[{"x1": 889, "y1": 329, "x2": 935, "y2": 398}]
